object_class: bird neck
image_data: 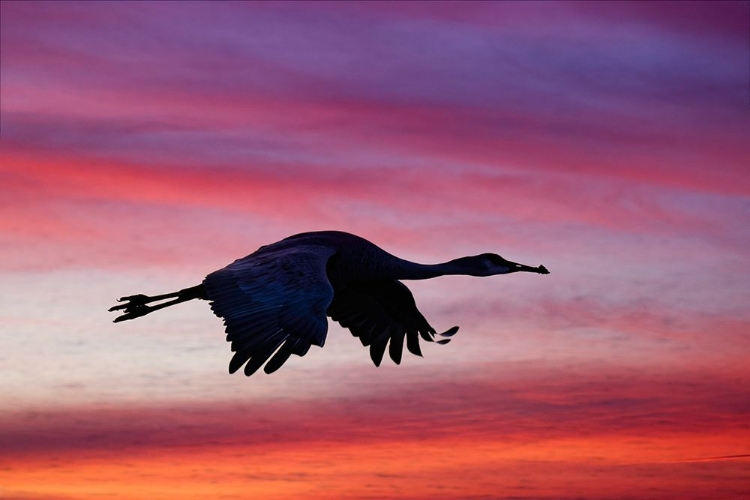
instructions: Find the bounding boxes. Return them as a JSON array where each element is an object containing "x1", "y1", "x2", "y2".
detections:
[{"x1": 391, "y1": 257, "x2": 481, "y2": 280}]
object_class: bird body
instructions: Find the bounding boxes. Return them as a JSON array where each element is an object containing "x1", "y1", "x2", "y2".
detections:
[
  {"x1": 245, "y1": 231, "x2": 406, "y2": 284},
  {"x1": 110, "y1": 231, "x2": 548, "y2": 376}
]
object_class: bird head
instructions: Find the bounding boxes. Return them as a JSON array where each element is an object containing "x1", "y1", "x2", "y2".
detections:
[{"x1": 472, "y1": 253, "x2": 549, "y2": 276}]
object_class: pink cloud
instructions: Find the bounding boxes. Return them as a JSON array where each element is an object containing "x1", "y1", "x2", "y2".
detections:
[
  {"x1": 1, "y1": 4, "x2": 748, "y2": 498},
  {"x1": 0, "y1": 155, "x2": 722, "y2": 275},
  {"x1": 2, "y1": 363, "x2": 747, "y2": 460},
  {"x1": 3, "y1": 0, "x2": 748, "y2": 198}
]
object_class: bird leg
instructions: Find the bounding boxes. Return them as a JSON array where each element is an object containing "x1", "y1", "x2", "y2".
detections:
[{"x1": 109, "y1": 286, "x2": 206, "y2": 323}]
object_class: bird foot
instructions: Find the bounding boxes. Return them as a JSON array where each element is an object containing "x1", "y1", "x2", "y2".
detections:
[
  {"x1": 109, "y1": 295, "x2": 153, "y2": 322},
  {"x1": 111, "y1": 294, "x2": 150, "y2": 308}
]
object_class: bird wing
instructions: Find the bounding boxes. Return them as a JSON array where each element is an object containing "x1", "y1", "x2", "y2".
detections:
[
  {"x1": 202, "y1": 244, "x2": 336, "y2": 376},
  {"x1": 327, "y1": 280, "x2": 458, "y2": 367}
]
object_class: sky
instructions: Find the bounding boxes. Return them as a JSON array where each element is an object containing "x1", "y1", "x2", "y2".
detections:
[{"x1": 1, "y1": 1, "x2": 749, "y2": 498}]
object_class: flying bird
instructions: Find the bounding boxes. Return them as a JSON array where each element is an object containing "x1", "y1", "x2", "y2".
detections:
[{"x1": 110, "y1": 231, "x2": 549, "y2": 376}]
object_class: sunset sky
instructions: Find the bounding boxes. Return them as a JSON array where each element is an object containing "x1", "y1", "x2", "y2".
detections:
[{"x1": 1, "y1": 1, "x2": 749, "y2": 498}]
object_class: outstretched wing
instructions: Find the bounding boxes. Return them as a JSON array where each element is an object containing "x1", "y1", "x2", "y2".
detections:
[
  {"x1": 202, "y1": 245, "x2": 336, "y2": 376},
  {"x1": 327, "y1": 280, "x2": 458, "y2": 367}
]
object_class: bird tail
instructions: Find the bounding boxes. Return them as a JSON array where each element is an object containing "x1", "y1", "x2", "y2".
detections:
[{"x1": 109, "y1": 284, "x2": 207, "y2": 322}]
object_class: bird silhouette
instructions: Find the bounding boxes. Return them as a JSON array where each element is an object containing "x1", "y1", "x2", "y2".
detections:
[{"x1": 110, "y1": 231, "x2": 549, "y2": 376}]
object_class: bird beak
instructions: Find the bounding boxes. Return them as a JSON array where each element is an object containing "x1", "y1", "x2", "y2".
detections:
[{"x1": 508, "y1": 261, "x2": 549, "y2": 274}]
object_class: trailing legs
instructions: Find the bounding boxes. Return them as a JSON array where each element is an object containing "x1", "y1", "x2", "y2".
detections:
[{"x1": 109, "y1": 284, "x2": 207, "y2": 322}]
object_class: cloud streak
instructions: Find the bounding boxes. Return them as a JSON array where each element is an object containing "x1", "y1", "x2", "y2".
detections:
[
  {"x1": 2, "y1": 364, "x2": 748, "y2": 459},
  {"x1": 1, "y1": 2, "x2": 748, "y2": 499},
  {"x1": 2, "y1": 365, "x2": 748, "y2": 499},
  {"x1": 3, "y1": 1, "x2": 748, "y2": 195}
]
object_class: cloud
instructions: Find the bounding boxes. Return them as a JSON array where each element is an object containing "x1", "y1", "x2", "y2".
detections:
[
  {"x1": 1, "y1": 3, "x2": 749, "y2": 498},
  {"x1": 3, "y1": 364, "x2": 749, "y2": 494},
  {"x1": 2, "y1": 363, "x2": 747, "y2": 460},
  {"x1": 3, "y1": 0, "x2": 748, "y2": 197}
]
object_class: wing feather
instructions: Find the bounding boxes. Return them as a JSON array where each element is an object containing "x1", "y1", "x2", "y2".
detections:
[
  {"x1": 328, "y1": 280, "x2": 457, "y2": 366},
  {"x1": 389, "y1": 329, "x2": 405, "y2": 365},
  {"x1": 203, "y1": 244, "x2": 336, "y2": 376},
  {"x1": 406, "y1": 330, "x2": 422, "y2": 357},
  {"x1": 265, "y1": 339, "x2": 298, "y2": 374},
  {"x1": 370, "y1": 337, "x2": 388, "y2": 367},
  {"x1": 243, "y1": 334, "x2": 288, "y2": 376}
]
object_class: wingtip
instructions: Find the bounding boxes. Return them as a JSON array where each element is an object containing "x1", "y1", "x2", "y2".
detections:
[
  {"x1": 439, "y1": 326, "x2": 459, "y2": 337},
  {"x1": 227, "y1": 353, "x2": 245, "y2": 374}
]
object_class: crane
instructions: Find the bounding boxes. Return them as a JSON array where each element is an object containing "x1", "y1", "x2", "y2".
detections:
[{"x1": 110, "y1": 231, "x2": 549, "y2": 376}]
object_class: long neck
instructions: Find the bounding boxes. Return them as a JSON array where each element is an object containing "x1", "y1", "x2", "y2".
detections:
[{"x1": 388, "y1": 256, "x2": 481, "y2": 280}]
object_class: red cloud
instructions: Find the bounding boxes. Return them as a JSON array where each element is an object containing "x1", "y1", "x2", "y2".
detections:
[{"x1": 2, "y1": 364, "x2": 748, "y2": 498}]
